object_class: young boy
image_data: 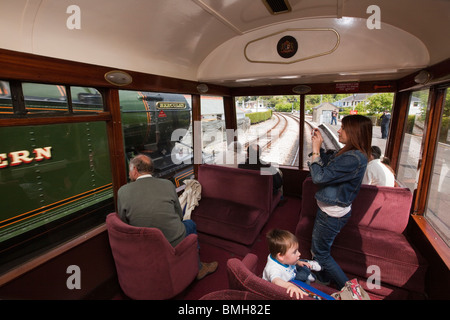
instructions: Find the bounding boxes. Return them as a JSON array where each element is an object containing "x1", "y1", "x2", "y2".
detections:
[{"x1": 263, "y1": 229, "x2": 321, "y2": 299}]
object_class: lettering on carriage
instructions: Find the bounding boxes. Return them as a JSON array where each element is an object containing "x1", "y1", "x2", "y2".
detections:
[
  {"x1": 66, "y1": 5, "x2": 81, "y2": 30},
  {"x1": 0, "y1": 147, "x2": 52, "y2": 169},
  {"x1": 366, "y1": 5, "x2": 381, "y2": 30}
]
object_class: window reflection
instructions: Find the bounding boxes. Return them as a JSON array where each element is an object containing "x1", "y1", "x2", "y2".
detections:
[
  {"x1": 397, "y1": 90, "x2": 429, "y2": 190},
  {"x1": 425, "y1": 88, "x2": 450, "y2": 246}
]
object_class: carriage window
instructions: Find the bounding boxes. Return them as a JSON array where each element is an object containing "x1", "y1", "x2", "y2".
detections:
[
  {"x1": 0, "y1": 121, "x2": 113, "y2": 270},
  {"x1": 118, "y1": 90, "x2": 193, "y2": 185},
  {"x1": 71, "y1": 86, "x2": 104, "y2": 112},
  {"x1": 201, "y1": 96, "x2": 229, "y2": 165},
  {"x1": 304, "y1": 93, "x2": 394, "y2": 168},
  {"x1": 2, "y1": 83, "x2": 104, "y2": 116},
  {"x1": 425, "y1": 88, "x2": 450, "y2": 246},
  {"x1": 23, "y1": 83, "x2": 69, "y2": 114},
  {"x1": 397, "y1": 90, "x2": 429, "y2": 190},
  {"x1": 173, "y1": 94, "x2": 194, "y2": 187},
  {"x1": 233, "y1": 96, "x2": 300, "y2": 168},
  {"x1": 0, "y1": 80, "x2": 13, "y2": 115}
]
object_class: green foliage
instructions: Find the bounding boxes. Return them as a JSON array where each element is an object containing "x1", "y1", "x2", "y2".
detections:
[
  {"x1": 405, "y1": 115, "x2": 416, "y2": 134},
  {"x1": 274, "y1": 102, "x2": 293, "y2": 112},
  {"x1": 365, "y1": 93, "x2": 394, "y2": 114},
  {"x1": 245, "y1": 110, "x2": 273, "y2": 124}
]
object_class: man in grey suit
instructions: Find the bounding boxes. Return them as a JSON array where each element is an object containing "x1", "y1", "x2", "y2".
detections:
[{"x1": 117, "y1": 154, "x2": 217, "y2": 280}]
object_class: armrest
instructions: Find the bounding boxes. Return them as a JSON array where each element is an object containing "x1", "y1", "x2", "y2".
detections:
[{"x1": 174, "y1": 234, "x2": 198, "y2": 257}]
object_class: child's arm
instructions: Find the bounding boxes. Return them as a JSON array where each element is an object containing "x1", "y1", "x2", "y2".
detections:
[
  {"x1": 272, "y1": 277, "x2": 306, "y2": 299},
  {"x1": 297, "y1": 260, "x2": 311, "y2": 268}
]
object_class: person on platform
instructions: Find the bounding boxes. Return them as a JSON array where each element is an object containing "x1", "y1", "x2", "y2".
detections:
[
  {"x1": 331, "y1": 110, "x2": 338, "y2": 125},
  {"x1": 380, "y1": 111, "x2": 391, "y2": 139}
]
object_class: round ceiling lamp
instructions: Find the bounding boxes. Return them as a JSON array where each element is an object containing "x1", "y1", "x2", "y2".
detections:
[
  {"x1": 197, "y1": 83, "x2": 209, "y2": 93},
  {"x1": 104, "y1": 70, "x2": 133, "y2": 86},
  {"x1": 414, "y1": 70, "x2": 432, "y2": 84},
  {"x1": 292, "y1": 85, "x2": 311, "y2": 94}
]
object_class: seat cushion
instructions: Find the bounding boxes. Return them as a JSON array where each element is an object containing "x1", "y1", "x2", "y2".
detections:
[{"x1": 192, "y1": 198, "x2": 269, "y2": 245}]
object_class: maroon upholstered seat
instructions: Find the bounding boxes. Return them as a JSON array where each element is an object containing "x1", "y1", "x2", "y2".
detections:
[
  {"x1": 200, "y1": 289, "x2": 267, "y2": 300},
  {"x1": 106, "y1": 212, "x2": 199, "y2": 300},
  {"x1": 295, "y1": 178, "x2": 428, "y2": 299},
  {"x1": 226, "y1": 253, "x2": 336, "y2": 300},
  {"x1": 192, "y1": 164, "x2": 281, "y2": 246}
]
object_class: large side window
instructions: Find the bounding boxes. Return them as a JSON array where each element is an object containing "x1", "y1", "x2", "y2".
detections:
[
  {"x1": 201, "y1": 96, "x2": 229, "y2": 165},
  {"x1": 425, "y1": 87, "x2": 450, "y2": 246},
  {"x1": 118, "y1": 90, "x2": 193, "y2": 186},
  {"x1": 0, "y1": 81, "x2": 112, "y2": 273},
  {"x1": 397, "y1": 90, "x2": 429, "y2": 190},
  {"x1": 304, "y1": 93, "x2": 394, "y2": 169},
  {"x1": 234, "y1": 95, "x2": 300, "y2": 168}
]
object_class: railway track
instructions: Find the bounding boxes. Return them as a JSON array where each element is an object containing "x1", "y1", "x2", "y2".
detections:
[
  {"x1": 243, "y1": 112, "x2": 288, "y2": 152},
  {"x1": 202, "y1": 112, "x2": 341, "y2": 167}
]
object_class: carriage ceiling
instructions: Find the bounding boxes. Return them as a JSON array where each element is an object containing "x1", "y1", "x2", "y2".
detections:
[{"x1": 0, "y1": 0, "x2": 449, "y2": 88}]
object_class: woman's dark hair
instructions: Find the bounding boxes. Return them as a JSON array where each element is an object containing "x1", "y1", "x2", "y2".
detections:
[{"x1": 337, "y1": 115, "x2": 372, "y2": 159}]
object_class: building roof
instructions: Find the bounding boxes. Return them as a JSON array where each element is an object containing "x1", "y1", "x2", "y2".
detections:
[{"x1": 313, "y1": 102, "x2": 340, "y2": 110}]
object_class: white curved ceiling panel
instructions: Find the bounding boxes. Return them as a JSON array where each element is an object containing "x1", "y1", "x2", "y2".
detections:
[
  {"x1": 198, "y1": 17, "x2": 430, "y2": 85},
  {"x1": 0, "y1": 0, "x2": 448, "y2": 86}
]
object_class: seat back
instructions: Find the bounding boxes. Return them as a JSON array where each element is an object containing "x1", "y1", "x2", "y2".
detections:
[
  {"x1": 106, "y1": 213, "x2": 198, "y2": 299},
  {"x1": 198, "y1": 164, "x2": 274, "y2": 212},
  {"x1": 297, "y1": 177, "x2": 413, "y2": 236}
]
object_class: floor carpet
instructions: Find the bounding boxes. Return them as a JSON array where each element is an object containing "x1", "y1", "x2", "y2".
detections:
[{"x1": 175, "y1": 196, "x2": 301, "y2": 300}]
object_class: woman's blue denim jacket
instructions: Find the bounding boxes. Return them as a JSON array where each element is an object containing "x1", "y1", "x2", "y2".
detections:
[{"x1": 308, "y1": 148, "x2": 367, "y2": 207}]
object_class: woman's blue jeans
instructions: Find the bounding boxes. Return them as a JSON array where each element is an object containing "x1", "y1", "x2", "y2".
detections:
[{"x1": 311, "y1": 207, "x2": 351, "y2": 289}]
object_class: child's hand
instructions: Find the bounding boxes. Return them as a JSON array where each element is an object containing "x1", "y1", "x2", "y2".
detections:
[
  {"x1": 297, "y1": 260, "x2": 311, "y2": 269},
  {"x1": 286, "y1": 283, "x2": 306, "y2": 299}
]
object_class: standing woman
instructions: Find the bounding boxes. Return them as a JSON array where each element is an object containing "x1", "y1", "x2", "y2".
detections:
[{"x1": 308, "y1": 115, "x2": 372, "y2": 289}]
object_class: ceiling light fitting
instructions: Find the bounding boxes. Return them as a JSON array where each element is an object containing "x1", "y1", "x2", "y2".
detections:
[
  {"x1": 104, "y1": 70, "x2": 133, "y2": 86},
  {"x1": 197, "y1": 83, "x2": 209, "y2": 93},
  {"x1": 292, "y1": 85, "x2": 311, "y2": 94},
  {"x1": 414, "y1": 70, "x2": 432, "y2": 84}
]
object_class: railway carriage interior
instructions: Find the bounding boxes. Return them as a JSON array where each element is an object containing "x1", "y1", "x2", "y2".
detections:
[{"x1": 0, "y1": 0, "x2": 449, "y2": 301}]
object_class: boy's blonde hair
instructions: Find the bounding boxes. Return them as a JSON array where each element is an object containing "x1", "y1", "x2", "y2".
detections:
[{"x1": 266, "y1": 229, "x2": 298, "y2": 256}]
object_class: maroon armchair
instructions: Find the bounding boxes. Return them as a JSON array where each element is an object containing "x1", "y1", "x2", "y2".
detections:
[
  {"x1": 226, "y1": 253, "x2": 337, "y2": 300},
  {"x1": 106, "y1": 213, "x2": 199, "y2": 300}
]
